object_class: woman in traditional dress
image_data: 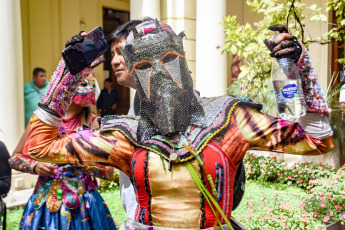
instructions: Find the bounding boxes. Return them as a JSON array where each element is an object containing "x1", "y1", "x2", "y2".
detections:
[{"x1": 9, "y1": 73, "x2": 117, "y2": 230}]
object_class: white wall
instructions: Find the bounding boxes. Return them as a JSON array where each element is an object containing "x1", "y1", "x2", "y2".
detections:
[{"x1": 0, "y1": 0, "x2": 24, "y2": 153}]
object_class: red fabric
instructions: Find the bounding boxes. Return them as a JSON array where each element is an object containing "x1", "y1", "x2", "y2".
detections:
[
  {"x1": 202, "y1": 143, "x2": 236, "y2": 228},
  {"x1": 231, "y1": 54, "x2": 242, "y2": 79},
  {"x1": 132, "y1": 149, "x2": 151, "y2": 225},
  {"x1": 72, "y1": 92, "x2": 96, "y2": 105}
]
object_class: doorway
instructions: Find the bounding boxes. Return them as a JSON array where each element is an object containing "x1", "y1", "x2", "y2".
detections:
[{"x1": 103, "y1": 8, "x2": 130, "y2": 115}]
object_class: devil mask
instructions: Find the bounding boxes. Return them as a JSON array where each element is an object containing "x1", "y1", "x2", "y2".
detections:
[{"x1": 121, "y1": 20, "x2": 204, "y2": 141}]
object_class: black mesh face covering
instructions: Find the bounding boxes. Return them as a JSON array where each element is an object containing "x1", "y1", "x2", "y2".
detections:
[{"x1": 121, "y1": 20, "x2": 204, "y2": 141}]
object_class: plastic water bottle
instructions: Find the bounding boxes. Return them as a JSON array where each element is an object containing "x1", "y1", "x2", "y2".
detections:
[{"x1": 271, "y1": 57, "x2": 306, "y2": 120}]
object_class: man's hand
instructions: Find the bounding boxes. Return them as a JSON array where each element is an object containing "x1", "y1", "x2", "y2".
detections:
[
  {"x1": 34, "y1": 162, "x2": 55, "y2": 177},
  {"x1": 263, "y1": 25, "x2": 303, "y2": 63},
  {"x1": 111, "y1": 104, "x2": 117, "y2": 110},
  {"x1": 106, "y1": 166, "x2": 115, "y2": 180}
]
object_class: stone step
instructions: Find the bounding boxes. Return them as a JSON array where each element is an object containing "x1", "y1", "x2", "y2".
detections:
[{"x1": 4, "y1": 188, "x2": 33, "y2": 209}]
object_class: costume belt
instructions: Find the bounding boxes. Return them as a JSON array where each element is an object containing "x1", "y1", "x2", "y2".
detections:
[{"x1": 32, "y1": 165, "x2": 92, "y2": 213}]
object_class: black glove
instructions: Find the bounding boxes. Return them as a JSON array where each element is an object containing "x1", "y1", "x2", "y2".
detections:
[
  {"x1": 65, "y1": 31, "x2": 85, "y2": 48},
  {"x1": 63, "y1": 31, "x2": 86, "y2": 75},
  {"x1": 264, "y1": 25, "x2": 302, "y2": 63}
]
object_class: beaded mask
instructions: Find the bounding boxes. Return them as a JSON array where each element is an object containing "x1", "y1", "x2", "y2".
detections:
[
  {"x1": 121, "y1": 20, "x2": 204, "y2": 141},
  {"x1": 72, "y1": 74, "x2": 99, "y2": 106}
]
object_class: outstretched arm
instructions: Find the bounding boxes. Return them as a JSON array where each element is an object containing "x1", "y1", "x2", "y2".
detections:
[
  {"x1": 234, "y1": 105, "x2": 333, "y2": 153},
  {"x1": 24, "y1": 114, "x2": 134, "y2": 176},
  {"x1": 10, "y1": 125, "x2": 56, "y2": 176},
  {"x1": 226, "y1": 51, "x2": 333, "y2": 167},
  {"x1": 24, "y1": 58, "x2": 134, "y2": 177},
  {"x1": 218, "y1": 26, "x2": 333, "y2": 168},
  {"x1": 213, "y1": 104, "x2": 333, "y2": 169},
  {"x1": 236, "y1": 40, "x2": 333, "y2": 153},
  {"x1": 252, "y1": 25, "x2": 333, "y2": 152}
]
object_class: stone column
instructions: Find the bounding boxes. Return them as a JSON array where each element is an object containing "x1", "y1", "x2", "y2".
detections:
[
  {"x1": 130, "y1": 0, "x2": 160, "y2": 20},
  {"x1": 129, "y1": 0, "x2": 160, "y2": 104},
  {"x1": 160, "y1": 0, "x2": 197, "y2": 85},
  {"x1": 195, "y1": 0, "x2": 227, "y2": 97},
  {"x1": 0, "y1": 0, "x2": 24, "y2": 153}
]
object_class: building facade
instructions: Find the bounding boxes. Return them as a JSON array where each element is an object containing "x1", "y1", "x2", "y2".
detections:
[{"x1": 1, "y1": 0, "x2": 338, "y2": 191}]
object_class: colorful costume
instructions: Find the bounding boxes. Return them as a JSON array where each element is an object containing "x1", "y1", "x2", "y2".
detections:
[
  {"x1": 10, "y1": 76, "x2": 116, "y2": 230},
  {"x1": 24, "y1": 20, "x2": 333, "y2": 229}
]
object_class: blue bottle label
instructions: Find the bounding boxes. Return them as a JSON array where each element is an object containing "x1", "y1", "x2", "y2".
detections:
[{"x1": 281, "y1": 84, "x2": 298, "y2": 98}]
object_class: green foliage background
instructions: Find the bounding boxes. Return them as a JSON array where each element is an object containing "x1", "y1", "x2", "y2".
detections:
[{"x1": 223, "y1": 0, "x2": 345, "y2": 103}]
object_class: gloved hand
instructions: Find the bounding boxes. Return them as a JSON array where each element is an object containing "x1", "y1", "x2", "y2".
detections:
[
  {"x1": 39, "y1": 58, "x2": 104, "y2": 119},
  {"x1": 62, "y1": 31, "x2": 87, "y2": 76},
  {"x1": 264, "y1": 25, "x2": 303, "y2": 63},
  {"x1": 264, "y1": 25, "x2": 329, "y2": 114},
  {"x1": 36, "y1": 31, "x2": 105, "y2": 119},
  {"x1": 65, "y1": 31, "x2": 85, "y2": 48}
]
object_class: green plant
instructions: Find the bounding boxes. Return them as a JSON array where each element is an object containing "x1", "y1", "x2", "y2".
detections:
[
  {"x1": 232, "y1": 180, "x2": 308, "y2": 220},
  {"x1": 238, "y1": 193, "x2": 324, "y2": 229},
  {"x1": 323, "y1": 0, "x2": 345, "y2": 51},
  {"x1": 6, "y1": 207, "x2": 24, "y2": 230},
  {"x1": 327, "y1": 83, "x2": 345, "y2": 144},
  {"x1": 243, "y1": 152, "x2": 345, "y2": 226},
  {"x1": 223, "y1": 0, "x2": 345, "y2": 98},
  {"x1": 229, "y1": 78, "x2": 278, "y2": 116},
  {"x1": 225, "y1": 0, "x2": 345, "y2": 142},
  {"x1": 100, "y1": 189, "x2": 127, "y2": 226},
  {"x1": 244, "y1": 152, "x2": 337, "y2": 189},
  {"x1": 98, "y1": 169, "x2": 120, "y2": 192},
  {"x1": 304, "y1": 165, "x2": 345, "y2": 224},
  {"x1": 235, "y1": 154, "x2": 345, "y2": 228}
]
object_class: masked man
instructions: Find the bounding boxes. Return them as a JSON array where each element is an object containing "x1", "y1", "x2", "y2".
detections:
[{"x1": 23, "y1": 20, "x2": 333, "y2": 229}]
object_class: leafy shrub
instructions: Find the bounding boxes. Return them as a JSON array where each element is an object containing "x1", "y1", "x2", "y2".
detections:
[
  {"x1": 244, "y1": 152, "x2": 337, "y2": 189},
  {"x1": 98, "y1": 169, "x2": 120, "y2": 192},
  {"x1": 238, "y1": 193, "x2": 324, "y2": 229},
  {"x1": 304, "y1": 166, "x2": 345, "y2": 224},
  {"x1": 223, "y1": 0, "x2": 345, "y2": 98},
  {"x1": 243, "y1": 152, "x2": 345, "y2": 226}
]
